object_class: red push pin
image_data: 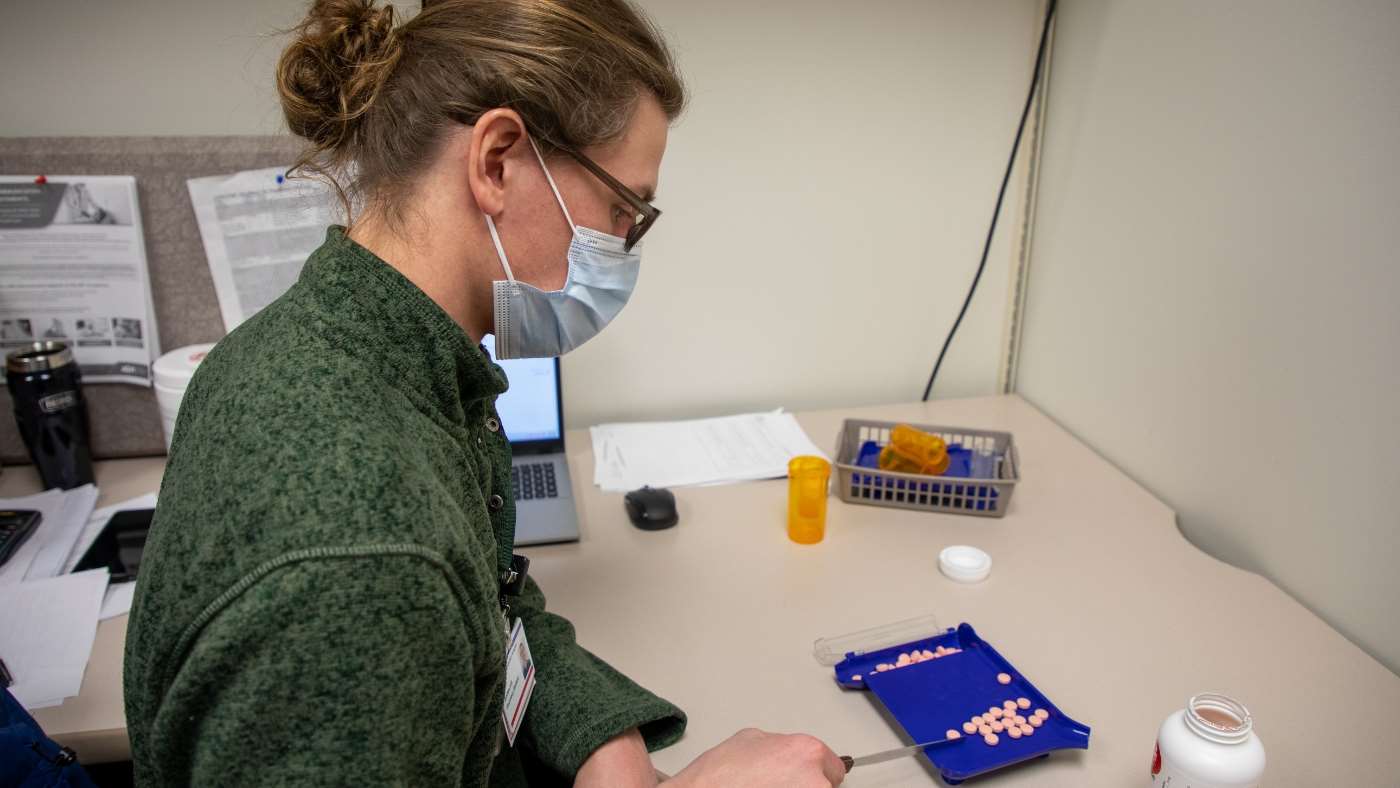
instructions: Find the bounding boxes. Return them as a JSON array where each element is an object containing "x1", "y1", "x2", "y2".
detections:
[{"x1": 34, "y1": 175, "x2": 47, "y2": 185}]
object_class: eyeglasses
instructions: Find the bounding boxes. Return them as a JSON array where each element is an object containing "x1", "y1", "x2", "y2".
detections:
[{"x1": 559, "y1": 148, "x2": 661, "y2": 252}]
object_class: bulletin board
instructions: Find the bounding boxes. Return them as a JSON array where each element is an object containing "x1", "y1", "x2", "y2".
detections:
[{"x1": 0, "y1": 136, "x2": 304, "y2": 462}]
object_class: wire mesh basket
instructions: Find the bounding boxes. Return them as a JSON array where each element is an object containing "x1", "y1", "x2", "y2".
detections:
[{"x1": 834, "y1": 419, "x2": 1019, "y2": 518}]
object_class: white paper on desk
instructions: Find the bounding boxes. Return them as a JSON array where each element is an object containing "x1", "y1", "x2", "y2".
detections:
[
  {"x1": 22, "y1": 484, "x2": 98, "y2": 582},
  {"x1": 0, "y1": 485, "x2": 98, "y2": 586},
  {"x1": 62, "y1": 491, "x2": 159, "y2": 576},
  {"x1": 187, "y1": 167, "x2": 341, "y2": 331},
  {"x1": 100, "y1": 581, "x2": 136, "y2": 621},
  {"x1": 0, "y1": 175, "x2": 161, "y2": 384},
  {"x1": 0, "y1": 568, "x2": 108, "y2": 710},
  {"x1": 589, "y1": 410, "x2": 827, "y2": 492}
]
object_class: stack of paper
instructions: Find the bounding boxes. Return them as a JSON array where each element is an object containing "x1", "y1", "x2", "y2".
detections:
[
  {"x1": 590, "y1": 410, "x2": 828, "y2": 492},
  {"x1": 0, "y1": 487, "x2": 154, "y2": 710},
  {"x1": 0, "y1": 485, "x2": 99, "y2": 586},
  {"x1": 0, "y1": 568, "x2": 109, "y2": 709}
]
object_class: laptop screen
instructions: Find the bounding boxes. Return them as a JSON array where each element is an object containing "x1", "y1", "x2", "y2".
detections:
[{"x1": 480, "y1": 334, "x2": 562, "y2": 445}]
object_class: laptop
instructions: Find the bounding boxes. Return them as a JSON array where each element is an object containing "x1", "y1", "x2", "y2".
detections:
[{"x1": 481, "y1": 335, "x2": 580, "y2": 545}]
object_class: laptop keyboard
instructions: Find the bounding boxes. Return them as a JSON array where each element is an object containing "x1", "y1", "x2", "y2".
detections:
[{"x1": 511, "y1": 462, "x2": 559, "y2": 501}]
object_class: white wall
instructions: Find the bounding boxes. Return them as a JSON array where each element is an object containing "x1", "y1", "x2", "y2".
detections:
[
  {"x1": 1018, "y1": 1, "x2": 1400, "y2": 672},
  {"x1": 0, "y1": 0, "x2": 1044, "y2": 426}
]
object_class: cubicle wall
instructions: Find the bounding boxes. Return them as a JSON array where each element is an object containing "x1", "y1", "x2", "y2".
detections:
[
  {"x1": 1, "y1": 0, "x2": 1048, "y2": 430},
  {"x1": 1016, "y1": 1, "x2": 1400, "y2": 673},
  {"x1": 0, "y1": 137, "x2": 303, "y2": 461}
]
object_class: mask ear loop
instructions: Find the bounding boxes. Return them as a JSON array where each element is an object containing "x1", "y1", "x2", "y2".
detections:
[
  {"x1": 485, "y1": 134, "x2": 577, "y2": 284},
  {"x1": 484, "y1": 214, "x2": 516, "y2": 282},
  {"x1": 528, "y1": 136, "x2": 578, "y2": 233}
]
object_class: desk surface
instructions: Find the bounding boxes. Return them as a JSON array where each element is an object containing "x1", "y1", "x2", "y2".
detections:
[{"x1": 8, "y1": 395, "x2": 1398, "y2": 784}]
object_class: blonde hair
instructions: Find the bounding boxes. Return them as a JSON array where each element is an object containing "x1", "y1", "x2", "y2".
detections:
[{"x1": 276, "y1": 0, "x2": 685, "y2": 221}]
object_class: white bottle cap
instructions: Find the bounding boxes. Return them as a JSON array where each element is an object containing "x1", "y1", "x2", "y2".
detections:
[
  {"x1": 939, "y1": 545, "x2": 992, "y2": 583},
  {"x1": 153, "y1": 343, "x2": 217, "y2": 391}
]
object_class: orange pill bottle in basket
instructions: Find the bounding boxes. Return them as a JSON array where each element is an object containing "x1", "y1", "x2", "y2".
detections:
[{"x1": 877, "y1": 424, "x2": 950, "y2": 475}]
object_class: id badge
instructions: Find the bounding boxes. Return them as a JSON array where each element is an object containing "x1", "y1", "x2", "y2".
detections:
[{"x1": 501, "y1": 617, "x2": 536, "y2": 747}]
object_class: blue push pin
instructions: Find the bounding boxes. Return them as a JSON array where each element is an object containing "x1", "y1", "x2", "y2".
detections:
[{"x1": 275, "y1": 173, "x2": 285, "y2": 185}]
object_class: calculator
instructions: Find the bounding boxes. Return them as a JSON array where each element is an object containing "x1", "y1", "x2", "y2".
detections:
[{"x1": 0, "y1": 510, "x2": 42, "y2": 569}]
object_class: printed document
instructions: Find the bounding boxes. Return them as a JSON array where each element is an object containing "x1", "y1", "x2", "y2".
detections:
[
  {"x1": 0, "y1": 176, "x2": 160, "y2": 384},
  {"x1": 187, "y1": 167, "x2": 340, "y2": 331},
  {"x1": 590, "y1": 410, "x2": 828, "y2": 492}
]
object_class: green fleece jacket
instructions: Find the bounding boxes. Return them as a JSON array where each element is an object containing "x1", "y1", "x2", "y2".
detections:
[{"x1": 123, "y1": 227, "x2": 685, "y2": 786}]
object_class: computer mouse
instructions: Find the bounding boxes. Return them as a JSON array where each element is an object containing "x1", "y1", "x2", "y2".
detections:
[{"x1": 624, "y1": 486, "x2": 678, "y2": 530}]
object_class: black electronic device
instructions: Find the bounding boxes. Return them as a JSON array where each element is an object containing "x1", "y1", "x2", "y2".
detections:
[
  {"x1": 623, "y1": 486, "x2": 678, "y2": 531},
  {"x1": 74, "y1": 508, "x2": 154, "y2": 582},
  {"x1": 0, "y1": 509, "x2": 42, "y2": 568}
]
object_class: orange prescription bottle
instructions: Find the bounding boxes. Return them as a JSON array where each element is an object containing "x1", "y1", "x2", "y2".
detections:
[
  {"x1": 787, "y1": 455, "x2": 831, "y2": 544},
  {"x1": 878, "y1": 424, "x2": 950, "y2": 476}
]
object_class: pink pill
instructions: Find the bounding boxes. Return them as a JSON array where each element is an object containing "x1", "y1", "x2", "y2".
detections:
[
  {"x1": 1006, "y1": 726, "x2": 1022, "y2": 739},
  {"x1": 990, "y1": 720, "x2": 1004, "y2": 733},
  {"x1": 1020, "y1": 724, "x2": 1034, "y2": 736},
  {"x1": 983, "y1": 733, "x2": 999, "y2": 746},
  {"x1": 981, "y1": 713, "x2": 994, "y2": 724},
  {"x1": 1003, "y1": 700, "x2": 1018, "y2": 711},
  {"x1": 1012, "y1": 715, "x2": 1026, "y2": 725},
  {"x1": 1029, "y1": 715, "x2": 1043, "y2": 728},
  {"x1": 896, "y1": 653, "x2": 911, "y2": 666},
  {"x1": 1034, "y1": 709, "x2": 1049, "y2": 721},
  {"x1": 989, "y1": 707, "x2": 1003, "y2": 719},
  {"x1": 962, "y1": 721, "x2": 978, "y2": 735},
  {"x1": 997, "y1": 673, "x2": 1012, "y2": 685},
  {"x1": 851, "y1": 674, "x2": 862, "y2": 681},
  {"x1": 946, "y1": 729, "x2": 961, "y2": 740},
  {"x1": 875, "y1": 664, "x2": 889, "y2": 672},
  {"x1": 978, "y1": 724, "x2": 993, "y2": 736},
  {"x1": 1017, "y1": 697, "x2": 1032, "y2": 709},
  {"x1": 922, "y1": 649, "x2": 936, "y2": 659}
]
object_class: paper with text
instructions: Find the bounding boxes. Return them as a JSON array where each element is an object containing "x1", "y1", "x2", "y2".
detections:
[
  {"x1": 590, "y1": 410, "x2": 827, "y2": 492},
  {"x1": 188, "y1": 167, "x2": 340, "y2": 331}
]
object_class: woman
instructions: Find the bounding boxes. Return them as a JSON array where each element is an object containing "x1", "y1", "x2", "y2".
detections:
[{"x1": 123, "y1": 0, "x2": 845, "y2": 785}]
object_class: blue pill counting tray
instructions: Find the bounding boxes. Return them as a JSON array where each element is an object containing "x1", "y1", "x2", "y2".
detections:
[{"x1": 815, "y1": 616, "x2": 1090, "y2": 784}]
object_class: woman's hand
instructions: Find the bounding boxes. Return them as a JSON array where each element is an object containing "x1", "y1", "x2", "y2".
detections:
[
  {"x1": 574, "y1": 728, "x2": 659, "y2": 788},
  {"x1": 667, "y1": 728, "x2": 846, "y2": 787}
]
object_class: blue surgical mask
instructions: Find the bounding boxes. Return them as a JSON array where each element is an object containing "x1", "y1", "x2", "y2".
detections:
[{"x1": 484, "y1": 138, "x2": 641, "y2": 360}]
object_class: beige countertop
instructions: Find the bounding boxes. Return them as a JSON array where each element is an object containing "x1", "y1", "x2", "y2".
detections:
[{"x1": 8, "y1": 395, "x2": 1396, "y2": 784}]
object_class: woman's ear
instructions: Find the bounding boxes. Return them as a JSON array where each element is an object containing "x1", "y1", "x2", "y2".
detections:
[{"x1": 466, "y1": 108, "x2": 527, "y2": 217}]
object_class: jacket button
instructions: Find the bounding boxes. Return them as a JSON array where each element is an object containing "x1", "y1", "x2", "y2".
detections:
[
  {"x1": 485, "y1": 416, "x2": 500, "y2": 433},
  {"x1": 488, "y1": 494, "x2": 504, "y2": 511}
]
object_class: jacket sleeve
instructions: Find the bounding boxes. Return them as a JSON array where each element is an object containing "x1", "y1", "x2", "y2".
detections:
[
  {"x1": 147, "y1": 554, "x2": 487, "y2": 787},
  {"x1": 511, "y1": 575, "x2": 687, "y2": 777}
]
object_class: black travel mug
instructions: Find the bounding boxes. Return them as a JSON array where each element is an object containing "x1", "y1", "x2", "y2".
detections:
[{"x1": 6, "y1": 341, "x2": 95, "y2": 490}]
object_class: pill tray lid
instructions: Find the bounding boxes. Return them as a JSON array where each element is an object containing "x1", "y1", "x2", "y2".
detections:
[{"x1": 812, "y1": 613, "x2": 943, "y2": 666}]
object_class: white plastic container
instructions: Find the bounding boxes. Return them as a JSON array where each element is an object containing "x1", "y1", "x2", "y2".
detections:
[
  {"x1": 1152, "y1": 692, "x2": 1265, "y2": 787},
  {"x1": 152, "y1": 343, "x2": 216, "y2": 452}
]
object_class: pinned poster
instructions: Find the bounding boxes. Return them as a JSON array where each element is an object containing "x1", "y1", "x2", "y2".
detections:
[
  {"x1": 0, "y1": 175, "x2": 160, "y2": 384},
  {"x1": 187, "y1": 167, "x2": 341, "y2": 331}
]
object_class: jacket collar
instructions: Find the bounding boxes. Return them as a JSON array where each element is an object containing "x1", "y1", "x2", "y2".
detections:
[{"x1": 298, "y1": 227, "x2": 508, "y2": 425}]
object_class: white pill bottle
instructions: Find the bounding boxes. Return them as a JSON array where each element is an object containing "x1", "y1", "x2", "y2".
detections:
[{"x1": 1152, "y1": 692, "x2": 1265, "y2": 787}]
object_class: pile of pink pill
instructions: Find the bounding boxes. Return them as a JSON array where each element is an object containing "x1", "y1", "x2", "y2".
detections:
[
  {"x1": 850, "y1": 644, "x2": 963, "y2": 681},
  {"x1": 944, "y1": 690, "x2": 1051, "y2": 746}
]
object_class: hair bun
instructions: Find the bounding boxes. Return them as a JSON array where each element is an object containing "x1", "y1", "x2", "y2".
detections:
[{"x1": 277, "y1": 0, "x2": 401, "y2": 151}]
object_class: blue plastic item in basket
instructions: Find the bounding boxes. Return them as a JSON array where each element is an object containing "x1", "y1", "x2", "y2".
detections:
[
  {"x1": 854, "y1": 440, "x2": 1001, "y2": 511},
  {"x1": 833, "y1": 623, "x2": 1090, "y2": 784}
]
